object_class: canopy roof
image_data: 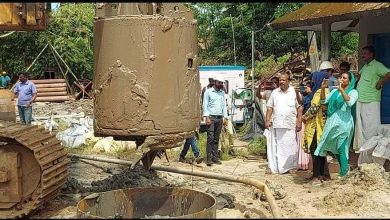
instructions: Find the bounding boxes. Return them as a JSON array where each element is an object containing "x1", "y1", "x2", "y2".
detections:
[{"x1": 268, "y1": 3, "x2": 390, "y2": 32}]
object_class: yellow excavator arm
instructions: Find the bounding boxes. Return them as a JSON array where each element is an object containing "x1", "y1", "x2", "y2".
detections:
[{"x1": 0, "y1": 3, "x2": 46, "y2": 31}]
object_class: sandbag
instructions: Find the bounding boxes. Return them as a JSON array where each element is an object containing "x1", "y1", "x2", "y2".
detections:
[
  {"x1": 358, "y1": 136, "x2": 382, "y2": 153},
  {"x1": 56, "y1": 123, "x2": 92, "y2": 148}
]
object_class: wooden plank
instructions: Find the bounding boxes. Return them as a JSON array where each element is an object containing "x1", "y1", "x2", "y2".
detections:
[
  {"x1": 37, "y1": 87, "x2": 67, "y2": 93},
  {"x1": 35, "y1": 83, "x2": 67, "y2": 88}
]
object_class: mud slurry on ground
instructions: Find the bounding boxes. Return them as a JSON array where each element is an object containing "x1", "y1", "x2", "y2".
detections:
[
  {"x1": 32, "y1": 152, "x2": 390, "y2": 219},
  {"x1": 314, "y1": 163, "x2": 390, "y2": 217},
  {"x1": 32, "y1": 158, "x2": 170, "y2": 219},
  {"x1": 87, "y1": 166, "x2": 168, "y2": 192},
  {"x1": 67, "y1": 157, "x2": 171, "y2": 193},
  {"x1": 155, "y1": 157, "x2": 390, "y2": 218}
]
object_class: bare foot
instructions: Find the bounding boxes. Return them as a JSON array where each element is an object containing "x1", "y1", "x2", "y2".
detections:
[{"x1": 265, "y1": 168, "x2": 272, "y2": 174}]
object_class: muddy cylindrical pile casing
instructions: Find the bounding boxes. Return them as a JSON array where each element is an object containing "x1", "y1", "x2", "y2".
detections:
[
  {"x1": 93, "y1": 4, "x2": 200, "y2": 141},
  {"x1": 77, "y1": 187, "x2": 216, "y2": 218}
]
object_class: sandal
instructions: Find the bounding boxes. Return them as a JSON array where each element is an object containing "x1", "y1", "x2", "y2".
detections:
[
  {"x1": 288, "y1": 169, "x2": 297, "y2": 174},
  {"x1": 310, "y1": 177, "x2": 323, "y2": 186}
]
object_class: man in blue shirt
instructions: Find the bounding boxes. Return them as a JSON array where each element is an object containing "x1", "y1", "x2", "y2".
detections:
[
  {"x1": 11, "y1": 72, "x2": 37, "y2": 125},
  {"x1": 203, "y1": 74, "x2": 228, "y2": 166}
]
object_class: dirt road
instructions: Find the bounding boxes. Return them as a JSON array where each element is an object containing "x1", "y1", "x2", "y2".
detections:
[
  {"x1": 29, "y1": 99, "x2": 390, "y2": 218},
  {"x1": 32, "y1": 153, "x2": 390, "y2": 219}
]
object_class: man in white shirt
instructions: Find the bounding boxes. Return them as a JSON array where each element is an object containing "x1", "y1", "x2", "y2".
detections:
[{"x1": 265, "y1": 72, "x2": 303, "y2": 174}]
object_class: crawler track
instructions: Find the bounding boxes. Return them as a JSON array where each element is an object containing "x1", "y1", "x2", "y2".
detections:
[{"x1": 0, "y1": 120, "x2": 69, "y2": 218}]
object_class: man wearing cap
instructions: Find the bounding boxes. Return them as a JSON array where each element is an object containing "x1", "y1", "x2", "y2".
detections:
[
  {"x1": 203, "y1": 74, "x2": 228, "y2": 166},
  {"x1": 354, "y1": 45, "x2": 390, "y2": 165},
  {"x1": 311, "y1": 61, "x2": 334, "y2": 90}
]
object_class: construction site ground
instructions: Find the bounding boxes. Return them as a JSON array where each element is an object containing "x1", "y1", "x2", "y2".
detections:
[{"x1": 29, "y1": 99, "x2": 390, "y2": 219}]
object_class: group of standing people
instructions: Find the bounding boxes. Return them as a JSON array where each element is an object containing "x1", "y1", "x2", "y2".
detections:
[{"x1": 264, "y1": 45, "x2": 390, "y2": 182}]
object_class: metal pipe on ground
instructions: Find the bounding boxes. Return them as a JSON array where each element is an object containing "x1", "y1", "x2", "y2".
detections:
[
  {"x1": 35, "y1": 96, "x2": 69, "y2": 102},
  {"x1": 31, "y1": 79, "x2": 66, "y2": 84},
  {"x1": 78, "y1": 159, "x2": 112, "y2": 173},
  {"x1": 69, "y1": 153, "x2": 282, "y2": 218},
  {"x1": 37, "y1": 87, "x2": 67, "y2": 93},
  {"x1": 36, "y1": 83, "x2": 67, "y2": 88}
]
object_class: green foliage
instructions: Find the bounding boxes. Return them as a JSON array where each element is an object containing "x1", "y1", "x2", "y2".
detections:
[
  {"x1": 193, "y1": 3, "x2": 306, "y2": 67},
  {"x1": 0, "y1": 3, "x2": 360, "y2": 84},
  {"x1": 48, "y1": 3, "x2": 95, "y2": 81},
  {"x1": 331, "y1": 32, "x2": 359, "y2": 57},
  {"x1": 0, "y1": 3, "x2": 95, "y2": 82},
  {"x1": 248, "y1": 136, "x2": 266, "y2": 156},
  {"x1": 253, "y1": 52, "x2": 291, "y2": 78},
  {"x1": 197, "y1": 132, "x2": 208, "y2": 159},
  {"x1": 277, "y1": 52, "x2": 291, "y2": 65}
]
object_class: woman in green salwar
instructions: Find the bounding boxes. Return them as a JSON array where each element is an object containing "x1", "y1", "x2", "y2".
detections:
[{"x1": 314, "y1": 71, "x2": 358, "y2": 177}]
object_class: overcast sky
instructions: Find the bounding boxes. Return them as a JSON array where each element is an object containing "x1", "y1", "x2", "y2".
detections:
[{"x1": 51, "y1": 3, "x2": 59, "y2": 10}]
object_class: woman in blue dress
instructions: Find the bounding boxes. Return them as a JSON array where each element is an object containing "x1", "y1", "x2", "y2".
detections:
[{"x1": 313, "y1": 71, "x2": 358, "y2": 179}]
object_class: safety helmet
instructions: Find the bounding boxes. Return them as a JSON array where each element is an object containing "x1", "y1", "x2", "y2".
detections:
[
  {"x1": 319, "y1": 61, "x2": 334, "y2": 70},
  {"x1": 214, "y1": 74, "x2": 225, "y2": 83}
]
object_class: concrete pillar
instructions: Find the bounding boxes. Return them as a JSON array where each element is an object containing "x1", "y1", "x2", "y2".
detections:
[
  {"x1": 307, "y1": 31, "x2": 320, "y2": 72},
  {"x1": 321, "y1": 22, "x2": 331, "y2": 62}
]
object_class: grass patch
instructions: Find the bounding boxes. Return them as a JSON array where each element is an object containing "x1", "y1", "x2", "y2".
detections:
[
  {"x1": 235, "y1": 148, "x2": 249, "y2": 158},
  {"x1": 220, "y1": 151, "x2": 231, "y2": 161},
  {"x1": 248, "y1": 135, "x2": 266, "y2": 156},
  {"x1": 236, "y1": 120, "x2": 252, "y2": 137}
]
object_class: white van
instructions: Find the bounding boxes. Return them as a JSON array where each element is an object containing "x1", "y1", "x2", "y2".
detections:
[{"x1": 199, "y1": 65, "x2": 246, "y2": 125}]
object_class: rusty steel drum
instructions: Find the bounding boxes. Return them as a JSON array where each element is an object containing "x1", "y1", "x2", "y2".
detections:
[
  {"x1": 93, "y1": 3, "x2": 200, "y2": 142},
  {"x1": 77, "y1": 187, "x2": 216, "y2": 219}
]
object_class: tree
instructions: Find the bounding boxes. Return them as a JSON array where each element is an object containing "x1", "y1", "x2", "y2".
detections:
[
  {"x1": 192, "y1": 3, "x2": 307, "y2": 67},
  {"x1": 0, "y1": 3, "x2": 95, "y2": 82}
]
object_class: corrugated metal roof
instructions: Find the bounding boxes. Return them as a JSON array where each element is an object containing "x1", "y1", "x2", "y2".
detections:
[
  {"x1": 269, "y1": 3, "x2": 390, "y2": 30},
  {"x1": 199, "y1": 66, "x2": 246, "y2": 71}
]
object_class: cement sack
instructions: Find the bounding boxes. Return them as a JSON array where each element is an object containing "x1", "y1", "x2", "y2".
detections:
[
  {"x1": 357, "y1": 136, "x2": 382, "y2": 153},
  {"x1": 56, "y1": 123, "x2": 92, "y2": 148},
  {"x1": 93, "y1": 137, "x2": 121, "y2": 153},
  {"x1": 44, "y1": 119, "x2": 58, "y2": 131},
  {"x1": 373, "y1": 138, "x2": 390, "y2": 160}
]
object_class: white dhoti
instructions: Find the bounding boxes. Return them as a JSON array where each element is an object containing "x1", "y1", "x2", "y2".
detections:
[
  {"x1": 265, "y1": 128, "x2": 298, "y2": 174},
  {"x1": 353, "y1": 101, "x2": 381, "y2": 165}
]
